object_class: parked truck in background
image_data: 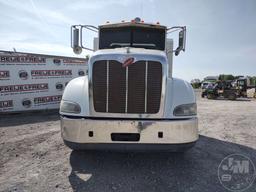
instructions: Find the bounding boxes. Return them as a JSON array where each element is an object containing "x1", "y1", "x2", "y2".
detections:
[
  {"x1": 206, "y1": 78, "x2": 255, "y2": 100},
  {"x1": 59, "y1": 18, "x2": 198, "y2": 151}
]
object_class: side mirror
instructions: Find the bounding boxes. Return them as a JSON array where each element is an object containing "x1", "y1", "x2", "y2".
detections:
[
  {"x1": 70, "y1": 25, "x2": 98, "y2": 54},
  {"x1": 71, "y1": 27, "x2": 82, "y2": 54},
  {"x1": 175, "y1": 29, "x2": 186, "y2": 56},
  {"x1": 72, "y1": 28, "x2": 79, "y2": 48},
  {"x1": 178, "y1": 30, "x2": 184, "y2": 49}
]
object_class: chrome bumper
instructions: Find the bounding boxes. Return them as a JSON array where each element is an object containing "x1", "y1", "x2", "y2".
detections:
[{"x1": 61, "y1": 116, "x2": 198, "y2": 144}]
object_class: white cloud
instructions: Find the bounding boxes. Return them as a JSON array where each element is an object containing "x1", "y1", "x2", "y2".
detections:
[{"x1": 67, "y1": 0, "x2": 132, "y2": 11}]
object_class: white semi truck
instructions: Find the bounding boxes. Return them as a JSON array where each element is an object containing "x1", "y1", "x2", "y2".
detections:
[{"x1": 60, "y1": 18, "x2": 198, "y2": 151}]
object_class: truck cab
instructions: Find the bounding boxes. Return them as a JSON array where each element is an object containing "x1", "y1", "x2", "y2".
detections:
[{"x1": 60, "y1": 18, "x2": 198, "y2": 151}]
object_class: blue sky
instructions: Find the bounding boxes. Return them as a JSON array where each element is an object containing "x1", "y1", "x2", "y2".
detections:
[{"x1": 0, "y1": 0, "x2": 255, "y2": 81}]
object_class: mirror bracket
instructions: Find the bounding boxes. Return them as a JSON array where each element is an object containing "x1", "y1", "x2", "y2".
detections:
[{"x1": 71, "y1": 25, "x2": 98, "y2": 54}]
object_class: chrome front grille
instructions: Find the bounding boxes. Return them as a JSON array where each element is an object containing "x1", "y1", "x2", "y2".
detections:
[{"x1": 92, "y1": 60, "x2": 162, "y2": 114}]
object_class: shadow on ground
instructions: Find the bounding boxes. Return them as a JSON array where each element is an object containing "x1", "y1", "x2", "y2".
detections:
[
  {"x1": 201, "y1": 97, "x2": 252, "y2": 102},
  {"x1": 68, "y1": 135, "x2": 256, "y2": 192},
  {"x1": 0, "y1": 110, "x2": 59, "y2": 127}
]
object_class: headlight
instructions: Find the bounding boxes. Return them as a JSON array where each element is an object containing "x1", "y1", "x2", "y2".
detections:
[
  {"x1": 60, "y1": 101, "x2": 81, "y2": 114},
  {"x1": 173, "y1": 103, "x2": 197, "y2": 116}
]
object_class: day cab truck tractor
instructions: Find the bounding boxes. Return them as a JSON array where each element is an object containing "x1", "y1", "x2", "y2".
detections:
[{"x1": 59, "y1": 18, "x2": 198, "y2": 151}]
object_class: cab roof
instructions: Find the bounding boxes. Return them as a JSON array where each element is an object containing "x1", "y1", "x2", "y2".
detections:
[{"x1": 99, "y1": 21, "x2": 167, "y2": 30}]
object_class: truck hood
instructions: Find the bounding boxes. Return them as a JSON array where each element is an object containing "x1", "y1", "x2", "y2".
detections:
[{"x1": 91, "y1": 48, "x2": 167, "y2": 58}]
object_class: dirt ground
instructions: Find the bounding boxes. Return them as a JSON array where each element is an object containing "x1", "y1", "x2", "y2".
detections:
[{"x1": 0, "y1": 91, "x2": 256, "y2": 192}]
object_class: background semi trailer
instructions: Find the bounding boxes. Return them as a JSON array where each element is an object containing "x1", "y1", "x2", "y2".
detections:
[
  {"x1": 59, "y1": 18, "x2": 198, "y2": 151},
  {"x1": 0, "y1": 50, "x2": 87, "y2": 113}
]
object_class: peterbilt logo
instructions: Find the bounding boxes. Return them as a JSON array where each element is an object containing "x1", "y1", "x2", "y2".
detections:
[
  {"x1": 19, "y1": 70, "x2": 28, "y2": 80},
  {"x1": 122, "y1": 57, "x2": 135, "y2": 67}
]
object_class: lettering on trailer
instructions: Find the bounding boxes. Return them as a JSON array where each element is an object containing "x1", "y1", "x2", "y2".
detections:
[
  {"x1": 0, "y1": 56, "x2": 46, "y2": 63},
  {"x1": 0, "y1": 100, "x2": 13, "y2": 108},
  {"x1": 0, "y1": 51, "x2": 88, "y2": 112},
  {"x1": 63, "y1": 59, "x2": 85, "y2": 64},
  {"x1": 0, "y1": 71, "x2": 10, "y2": 79},
  {"x1": 34, "y1": 95, "x2": 62, "y2": 104},
  {"x1": 0, "y1": 83, "x2": 48, "y2": 93},
  {"x1": 31, "y1": 70, "x2": 72, "y2": 76}
]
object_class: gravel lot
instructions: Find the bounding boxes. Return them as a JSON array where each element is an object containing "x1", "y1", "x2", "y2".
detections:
[{"x1": 0, "y1": 91, "x2": 256, "y2": 192}]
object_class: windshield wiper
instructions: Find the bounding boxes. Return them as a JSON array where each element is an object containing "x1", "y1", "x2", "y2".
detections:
[
  {"x1": 109, "y1": 43, "x2": 130, "y2": 48},
  {"x1": 109, "y1": 43, "x2": 156, "y2": 49},
  {"x1": 132, "y1": 43, "x2": 156, "y2": 48}
]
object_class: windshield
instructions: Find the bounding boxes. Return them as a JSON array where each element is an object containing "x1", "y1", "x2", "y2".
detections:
[
  {"x1": 99, "y1": 26, "x2": 165, "y2": 50},
  {"x1": 238, "y1": 80, "x2": 245, "y2": 86}
]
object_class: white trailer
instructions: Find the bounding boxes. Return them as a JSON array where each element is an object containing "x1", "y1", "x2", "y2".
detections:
[
  {"x1": 0, "y1": 50, "x2": 87, "y2": 113},
  {"x1": 60, "y1": 18, "x2": 198, "y2": 151}
]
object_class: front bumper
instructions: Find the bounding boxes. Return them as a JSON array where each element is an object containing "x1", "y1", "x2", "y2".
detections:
[{"x1": 61, "y1": 116, "x2": 198, "y2": 144}]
